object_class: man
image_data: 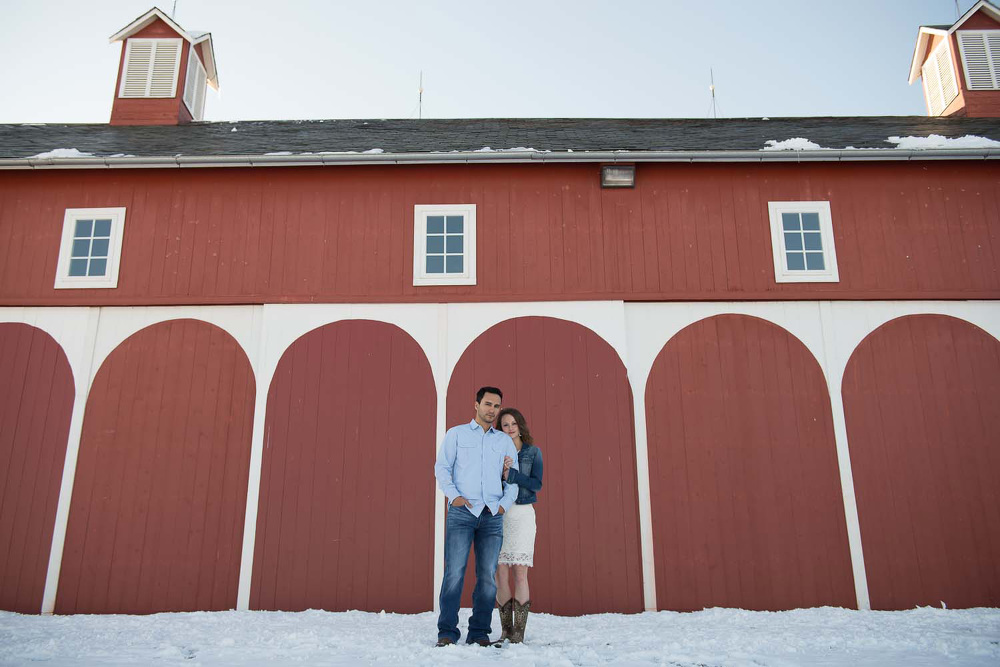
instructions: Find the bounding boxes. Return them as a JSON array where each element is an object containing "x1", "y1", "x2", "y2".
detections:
[{"x1": 434, "y1": 386, "x2": 519, "y2": 647}]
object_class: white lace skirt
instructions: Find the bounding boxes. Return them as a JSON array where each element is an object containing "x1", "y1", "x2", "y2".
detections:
[{"x1": 498, "y1": 503, "x2": 536, "y2": 567}]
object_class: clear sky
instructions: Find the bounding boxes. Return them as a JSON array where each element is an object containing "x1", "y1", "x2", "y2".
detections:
[{"x1": 0, "y1": 0, "x2": 979, "y2": 123}]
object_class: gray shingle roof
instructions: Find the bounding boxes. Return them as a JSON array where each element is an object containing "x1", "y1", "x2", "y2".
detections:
[{"x1": 2, "y1": 116, "x2": 999, "y2": 160}]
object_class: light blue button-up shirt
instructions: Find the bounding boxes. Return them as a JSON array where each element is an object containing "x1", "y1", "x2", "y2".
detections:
[{"x1": 435, "y1": 419, "x2": 520, "y2": 517}]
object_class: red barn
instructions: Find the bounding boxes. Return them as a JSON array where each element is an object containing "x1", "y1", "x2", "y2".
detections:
[{"x1": 1, "y1": 5, "x2": 998, "y2": 616}]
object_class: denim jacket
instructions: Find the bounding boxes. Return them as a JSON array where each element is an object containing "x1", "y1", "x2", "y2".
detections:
[{"x1": 504, "y1": 444, "x2": 543, "y2": 505}]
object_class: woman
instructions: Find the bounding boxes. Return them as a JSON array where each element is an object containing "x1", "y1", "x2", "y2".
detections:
[{"x1": 495, "y1": 407, "x2": 543, "y2": 644}]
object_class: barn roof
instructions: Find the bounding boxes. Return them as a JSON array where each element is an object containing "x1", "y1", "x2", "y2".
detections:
[{"x1": 1, "y1": 116, "x2": 999, "y2": 169}]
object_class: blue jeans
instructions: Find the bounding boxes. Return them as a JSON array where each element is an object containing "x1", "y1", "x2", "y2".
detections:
[{"x1": 437, "y1": 505, "x2": 505, "y2": 643}]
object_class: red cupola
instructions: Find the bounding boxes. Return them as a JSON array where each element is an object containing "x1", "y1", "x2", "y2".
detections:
[
  {"x1": 108, "y1": 7, "x2": 218, "y2": 125},
  {"x1": 909, "y1": 0, "x2": 1000, "y2": 117}
]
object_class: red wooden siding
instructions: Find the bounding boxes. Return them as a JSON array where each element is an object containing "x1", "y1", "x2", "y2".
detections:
[
  {"x1": 0, "y1": 324, "x2": 74, "y2": 614},
  {"x1": 1, "y1": 162, "x2": 997, "y2": 306},
  {"x1": 843, "y1": 315, "x2": 1000, "y2": 609},
  {"x1": 56, "y1": 319, "x2": 254, "y2": 614},
  {"x1": 446, "y1": 316, "x2": 643, "y2": 615},
  {"x1": 645, "y1": 315, "x2": 855, "y2": 611},
  {"x1": 250, "y1": 320, "x2": 436, "y2": 612}
]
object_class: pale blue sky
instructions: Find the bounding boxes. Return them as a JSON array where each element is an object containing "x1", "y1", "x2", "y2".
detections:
[{"x1": 0, "y1": 0, "x2": 978, "y2": 123}]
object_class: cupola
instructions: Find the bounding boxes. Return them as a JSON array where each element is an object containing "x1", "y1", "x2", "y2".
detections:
[
  {"x1": 909, "y1": 0, "x2": 1000, "y2": 117},
  {"x1": 108, "y1": 7, "x2": 218, "y2": 125}
]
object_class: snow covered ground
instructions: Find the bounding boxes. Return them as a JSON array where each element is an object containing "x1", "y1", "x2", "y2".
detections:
[{"x1": 1, "y1": 606, "x2": 998, "y2": 666}]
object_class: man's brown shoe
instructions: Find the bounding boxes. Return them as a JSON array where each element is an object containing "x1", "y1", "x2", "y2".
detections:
[{"x1": 435, "y1": 637, "x2": 455, "y2": 647}]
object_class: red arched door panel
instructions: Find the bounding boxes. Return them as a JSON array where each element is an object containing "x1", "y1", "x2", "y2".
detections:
[
  {"x1": 447, "y1": 316, "x2": 643, "y2": 615},
  {"x1": 646, "y1": 315, "x2": 855, "y2": 611},
  {"x1": 57, "y1": 319, "x2": 255, "y2": 614},
  {"x1": 844, "y1": 315, "x2": 1000, "y2": 609},
  {"x1": 0, "y1": 323, "x2": 75, "y2": 614},
  {"x1": 251, "y1": 320, "x2": 436, "y2": 613}
]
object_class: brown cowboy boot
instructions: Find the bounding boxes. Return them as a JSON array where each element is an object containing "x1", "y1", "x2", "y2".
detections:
[
  {"x1": 510, "y1": 599, "x2": 531, "y2": 644},
  {"x1": 497, "y1": 598, "x2": 514, "y2": 641}
]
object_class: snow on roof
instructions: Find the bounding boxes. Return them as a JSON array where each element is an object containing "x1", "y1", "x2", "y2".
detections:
[
  {"x1": 886, "y1": 134, "x2": 1000, "y2": 149},
  {"x1": 29, "y1": 148, "x2": 94, "y2": 159},
  {"x1": 763, "y1": 138, "x2": 825, "y2": 151}
]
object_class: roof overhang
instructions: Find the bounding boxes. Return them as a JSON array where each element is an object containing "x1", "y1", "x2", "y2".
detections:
[
  {"x1": 909, "y1": 1, "x2": 1000, "y2": 84},
  {"x1": 109, "y1": 7, "x2": 218, "y2": 89},
  {"x1": 908, "y1": 27, "x2": 948, "y2": 85},
  {"x1": 1, "y1": 148, "x2": 998, "y2": 171},
  {"x1": 192, "y1": 33, "x2": 219, "y2": 90}
]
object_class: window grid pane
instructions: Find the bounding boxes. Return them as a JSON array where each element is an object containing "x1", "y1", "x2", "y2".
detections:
[
  {"x1": 93, "y1": 219, "x2": 112, "y2": 237},
  {"x1": 69, "y1": 259, "x2": 89, "y2": 276},
  {"x1": 75, "y1": 219, "x2": 93, "y2": 237},
  {"x1": 782, "y1": 211, "x2": 826, "y2": 272},
  {"x1": 426, "y1": 255, "x2": 444, "y2": 274},
  {"x1": 805, "y1": 252, "x2": 825, "y2": 270},
  {"x1": 72, "y1": 239, "x2": 91, "y2": 257},
  {"x1": 88, "y1": 258, "x2": 108, "y2": 276},
  {"x1": 68, "y1": 216, "x2": 112, "y2": 278},
  {"x1": 786, "y1": 252, "x2": 806, "y2": 270},
  {"x1": 425, "y1": 213, "x2": 466, "y2": 275},
  {"x1": 803, "y1": 233, "x2": 823, "y2": 251},
  {"x1": 91, "y1": 238, "x2": 110, "y2": 257},
  {"x1": 427, "y1": 216, "x2": 444, "y2": 234},
  {"x1": 782, "y1": 213, "x2": 801, "y2": 231}
]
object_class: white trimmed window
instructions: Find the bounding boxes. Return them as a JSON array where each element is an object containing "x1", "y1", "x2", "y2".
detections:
[
  {"x1": 413, "y1": 204, "x2": 476, "y2": 286},
  {"x1": 922, "y1": 39, "x2": 959, "y2": 115},
  {"x1": 119, "y1": 38, "x2": 183, "y2": 98},
  {"x1": 957, "y1": 30, "x2": 1000, "y2": 90},
  {"x1": 54, "y1": 208, "x2": 127, "y2": 289},
  {"x1": 182, "y1": 45, "x2": 207, "y2": 120},
  {"x1": 768, "y1": 201, "x2": 839, "y2": 283}
]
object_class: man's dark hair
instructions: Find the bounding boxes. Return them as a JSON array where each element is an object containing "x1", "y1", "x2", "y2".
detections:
[{"x1": 476, "y1": 386, "x2": 503, "y2": 403}]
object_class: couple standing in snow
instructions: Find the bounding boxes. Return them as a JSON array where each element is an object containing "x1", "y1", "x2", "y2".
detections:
[{"x1": 433, "y1": 386, "x2": 545, "y2": 647}]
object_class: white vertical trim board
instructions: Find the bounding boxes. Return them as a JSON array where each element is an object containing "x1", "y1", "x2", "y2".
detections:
[
  {"x1": 235, "y1": 306, "x2": 268, "y2": 610},
  {"x1": 626, "y1": 374, "x2": 658, "y2": 611},
  {"x1": 818, "y1": 302, "x2": 870, "y2": 610},
  {"x1": 432, "y1": 305, "x2": 449, "y2": 613}
]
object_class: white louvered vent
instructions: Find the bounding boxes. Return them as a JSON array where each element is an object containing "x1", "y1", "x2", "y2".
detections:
[
  {"x1": 922, "y1": 40, "x2": 959, "y2": 116},
  {"x1": 183, "y1": 45, "x2": 208, "y2": 120},
  {"x1": 957, "y1": 31, "x2": 1000, "y2": 90},
  {"x1": 119, "y1": 38, "x2": 182, "y2": 98}
]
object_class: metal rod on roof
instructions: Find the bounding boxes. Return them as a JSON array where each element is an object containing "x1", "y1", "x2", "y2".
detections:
[
  {"x1": 709, "y1": 68, "x2": 718, "y2": 119},
  {"x1": 419, "y1": 71, "x2": 424, "y2": 120},
  {"x1": 172, "y1": 0, "x2": 178, "y2": 18}
]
